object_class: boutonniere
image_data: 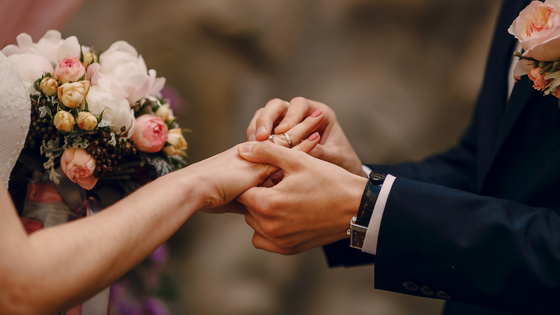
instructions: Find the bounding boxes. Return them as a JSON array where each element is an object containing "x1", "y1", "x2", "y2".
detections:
[{"x1": 509, "y1": 0, "x2": 560, "y2": 98}]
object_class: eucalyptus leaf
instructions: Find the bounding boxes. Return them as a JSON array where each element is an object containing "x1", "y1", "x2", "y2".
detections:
[{"x1": 144, "y1": 155, "x2": 174, "y2": 177}]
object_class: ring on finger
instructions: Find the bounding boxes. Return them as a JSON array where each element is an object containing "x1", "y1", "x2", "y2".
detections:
[
  {"x1": 268, "y1": 134, "x2": 276, "y2": 143},
  {"x1": 282, "y1": 133, "x2": 293, "y2": 148}
]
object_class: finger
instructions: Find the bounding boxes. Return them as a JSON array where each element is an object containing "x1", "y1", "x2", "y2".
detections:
[
  {"x1": 255, "y1": 99, "x2": 290, "y2": 141},
  {"x1": 245, "y1": 212, "x2": 270, "y2": 239},
  {"x1": 238, "y1": 141, "x2": 301, "y2": 171},
  {"x1": 274, "y1": 97, "x2": 321, "y2": 134},
  {"x1": 268, "y1": 170, "x2": 284, "y2": 186},
  {"x1": 246, "y1": 108, "x2": 263, "y2": 141},
  {"x1": 292, "y1": 132, "x2": 321, "y2": 154},
  {"x1": 202, "y1": 200, "x2": 248, "y2": 214},
  {"x1": 251, "y1": 232, "x2": 286, "y2": 254}
]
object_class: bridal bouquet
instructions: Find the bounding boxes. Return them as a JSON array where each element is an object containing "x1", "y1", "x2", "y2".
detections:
[
  {"x1": 3, "y1": 30, "x2": 186, "y2": 314},
  {"x1": 3, "y1": 30, "x2": 188, "y2": 191},
  {"x1": 510, "y1": 0, "x2": 560, "y2": 98}
]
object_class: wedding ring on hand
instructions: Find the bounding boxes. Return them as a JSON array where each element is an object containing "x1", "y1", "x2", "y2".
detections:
[
  {"x1": 267, "y1": 133, "x2": 294, "y2": 148},
  {"x1": 280, "y1": 133, "x2": 293, "y2": 148}
]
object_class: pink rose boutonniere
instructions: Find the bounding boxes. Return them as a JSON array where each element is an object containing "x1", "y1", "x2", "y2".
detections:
[{"x1": 509, "y1": 0, "x2": 560, "y2": 97}]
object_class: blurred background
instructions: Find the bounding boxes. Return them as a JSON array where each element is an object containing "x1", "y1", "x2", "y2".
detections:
[{"x1": 9, "y1": 0, "x2": 502, "y2": 313}]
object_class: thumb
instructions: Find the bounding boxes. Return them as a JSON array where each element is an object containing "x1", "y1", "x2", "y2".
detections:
[{"x1": 239, "y1": 141, "x2": 299, "y2": 171}]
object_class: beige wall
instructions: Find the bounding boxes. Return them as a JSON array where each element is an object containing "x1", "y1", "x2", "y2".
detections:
[{"x1": 64, "y1": 0, "x2": 501, "y2": 313}]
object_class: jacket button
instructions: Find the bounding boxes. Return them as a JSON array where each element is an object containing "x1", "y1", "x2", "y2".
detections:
[
  {"x1": 436, "y1": 291, "x2": 451, "y2": 300},
  {"x1": 420, "y1": 286, "x2": 435, "y2": 296},
  {"x1": 402, "y1": 281, "x2": 418, "y2": 291}
]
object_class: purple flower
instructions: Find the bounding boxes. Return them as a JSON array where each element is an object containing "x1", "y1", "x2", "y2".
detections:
[
  {"x1": 160, "y1": 86, "x2": 185, "y2": 114},
  {"x1": 150, "y1": 244, "x2": 169, "y2": 265},
  {"x1": 144, "y1": 297, "x2": 170, "y2": 315}
]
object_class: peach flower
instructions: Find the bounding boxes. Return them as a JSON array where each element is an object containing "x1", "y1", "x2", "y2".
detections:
[
  {"x1": 60, "y1": 147, "x2": 98, "y2": 190},
  {"x1": 39, "y1": 77, "x2": 59, "y2": 96},
  {"x1": 54, "y1": 56, "x2": 86, "y2": 83},
  {"x1": 163, "y1": 128, "x2": 188, "y2": 156},
  {"x1": 130, "y1": 114, "x2": 168, "y2": 153},
  {"x1": 528, "y1": 67, "x2": 553, "y2": 91}
]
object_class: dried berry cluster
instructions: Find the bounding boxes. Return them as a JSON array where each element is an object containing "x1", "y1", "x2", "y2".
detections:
[
  {"x1": 25, "y1": 96, "x2": 60, "y2": 150},
  {"x1": 85, "y1": 127, "x2": 139, "y2": 178}
]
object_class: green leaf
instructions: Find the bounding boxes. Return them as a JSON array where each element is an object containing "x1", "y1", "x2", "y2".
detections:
[
  {"x1": 45, "y1": 73, "x2": 52, "y2": 78},
  {"x1": 97, "y1": 109, "x2": 105, "y2": 122},
  {"x1": 96, "y1": 47, "x2": 103, "y2": 63},
  {"x1": 78, "y1": 73, "x2": 86, "y2": 82},
  {"x1": 84, "y1": 100, "x2": 89, "y2": 112},
  {"x1": 182, "y1": 128, "x2": 192, "y2": 133},
  {"x1": 79, "y1": 42, "x2": 84, "y2": 63},
  {"x1": 33, "y1": 78, "x2": 42, "y2": 92}
]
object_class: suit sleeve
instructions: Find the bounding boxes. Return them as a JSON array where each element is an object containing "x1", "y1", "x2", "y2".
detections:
[
  {"x1": 373, "y1": 176, "x2": 560, "y2": 314},
  {"x1": 322, "y1": 117, "x2": 479, "y2": 267}
]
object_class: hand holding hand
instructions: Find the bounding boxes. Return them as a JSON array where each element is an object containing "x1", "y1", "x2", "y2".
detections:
[
  {"x1": 247, "y1": 97, "x2": 365, "y2": 177},
  {"x1": 195, "y1": 133, "x2": 322, "y2": 214},
  {"x1": 237, "y1": 141, "x2": 368, "y2": 255}
]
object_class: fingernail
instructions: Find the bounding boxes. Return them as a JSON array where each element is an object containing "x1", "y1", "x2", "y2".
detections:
[
  {"x1": 277, "y1": 122, "x2": 287, "y2": 130},
  {"x1": 241, "y1": 143, "x2": 255, "y2": 153},
  {"x1": 256, "y1": 126, "x2": 267, "y2": 136},
  {"x1": 311, "y1": 109, "x2": 323, "y2": 117},
  {"x1": 308, "y1": 132, "x2": 319, "y2": 141},
  {"x1": 249, "y1": 134, "x2": 256, "y2": 141}
]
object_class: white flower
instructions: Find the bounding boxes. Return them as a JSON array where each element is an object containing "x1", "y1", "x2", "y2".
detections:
[
  {"x1": 85, "y1": 85, "x2": 136, "y2": 137},
  {"x1": 98, "y1": 41, "x2": 165, "y2": 103},
  {"x1": 2, "y1": 30, "x2": 89, "y2": 91}
]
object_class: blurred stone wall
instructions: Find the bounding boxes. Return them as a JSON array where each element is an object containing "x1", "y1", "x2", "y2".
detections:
[{"x1": 64, "y1": 0, "x2": 501, "y2": 314}]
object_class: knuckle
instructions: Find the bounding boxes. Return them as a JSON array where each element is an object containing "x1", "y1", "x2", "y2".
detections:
[{"x1": 290, "y1": 96, "x2": 308, "y2": 105}]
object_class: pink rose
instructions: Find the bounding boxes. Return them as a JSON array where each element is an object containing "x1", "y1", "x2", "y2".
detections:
[
  {"x1": 60, "y1": 147, "x2": 98, "y2": 190},
  {"x1": 509, "y1": 1, "x2": 560, "y2": 61},
  {"x1": 131, "y1": 114, "x2": 168, "y2": 153},
  {"x1": 528, "y1": 67, "x2": 553, "y2": 91},
  {"x1": 54, "y1": 56, "x2": 86, "y2": 84}
]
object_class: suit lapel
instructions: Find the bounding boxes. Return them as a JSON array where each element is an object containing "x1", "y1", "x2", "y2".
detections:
[
  {"x1": 478, "y1": 0, "x2": 537, "y2": 187},
  {"x1": 480, "y1": 77, "x2": 536, "y2": 186}
]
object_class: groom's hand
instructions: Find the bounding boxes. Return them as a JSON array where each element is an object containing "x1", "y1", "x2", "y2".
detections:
[
  {"x1": 247, "y1": 97, "x2": 365, "y2": 177},
  {"x1": 237, "y1": 141, "x2": 367, "y2": 255}
]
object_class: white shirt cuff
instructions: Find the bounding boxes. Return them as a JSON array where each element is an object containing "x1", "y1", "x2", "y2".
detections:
[
  {"x1": 361, "y1": 174, "x2": 396, "y2": 255},
  {"x1": 362, "y1": 165, "x2": 373, "y2": 177}
]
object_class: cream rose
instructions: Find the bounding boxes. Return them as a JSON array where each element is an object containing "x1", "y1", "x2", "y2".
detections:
[
  {"x1": 85, "y1": 85, "x2": 136, "y2": 137},
  {"x1": 57, "y1": 81, "x2": 90, "y2": 108},
  {"x1": 509, "y1": 0, "x2": 560, "y2": 61},
  {"x1": 154, "y1": 104, "x2": 174, "y2": 121},
  {"x1": 53, "y1": 110, "x2": 75, "y2": 133},
  {"x1": 60, "y1": 147, "x2": 98, "y2": 190},
  {"x1": 39, "y1": 77, "x2": 59, "y2": 96},
  {"x1": 163, "y1": 128, "x2": 187, "y2": 156},
  {"x1": 54, "y1": 56, "x2": 86, "y2": 84},
  {"x1": 130, "y1": 114, "x2": 168, "y2": 153},
  {"x1": 77, "y1": 112, "x2": 98, "y2": 131}
]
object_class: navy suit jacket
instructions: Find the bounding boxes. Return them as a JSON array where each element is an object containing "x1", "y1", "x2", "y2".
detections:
[{"x1": 323, "y1": 0, "x2": 560, "y2": 314}]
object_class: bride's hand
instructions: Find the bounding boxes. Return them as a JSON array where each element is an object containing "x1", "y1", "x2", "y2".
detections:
[{"x1": 193, "y1": 132, "x2": 321, "y2": 213}]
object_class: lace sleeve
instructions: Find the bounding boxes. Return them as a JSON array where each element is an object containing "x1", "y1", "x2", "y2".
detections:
[{"x1": 0, "y1": 52, "x2": 31, "y2": 189}]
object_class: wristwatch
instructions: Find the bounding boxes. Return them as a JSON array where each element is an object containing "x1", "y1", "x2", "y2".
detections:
[{"x1": 348, "y1": 170, "x2": 386, "y2": 249}]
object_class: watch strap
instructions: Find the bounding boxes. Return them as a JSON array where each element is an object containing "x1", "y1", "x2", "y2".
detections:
[{"x1": 356, "y1": 171, "x2": 386, "y2": 226}]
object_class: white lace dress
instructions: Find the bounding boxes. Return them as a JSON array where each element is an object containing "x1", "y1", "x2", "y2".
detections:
[{"x1": 0, "y1": 51, "x2": 31, "y2": 189}]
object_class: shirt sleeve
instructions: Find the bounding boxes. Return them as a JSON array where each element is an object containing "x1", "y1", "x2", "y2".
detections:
[{"x1": 362, "y1": 174, "x2": 396, "y2": 255}]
